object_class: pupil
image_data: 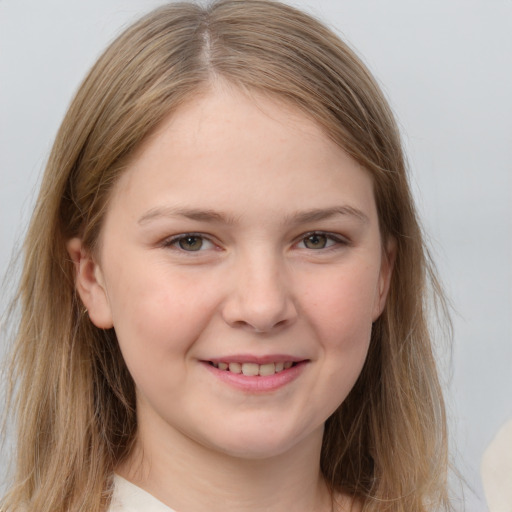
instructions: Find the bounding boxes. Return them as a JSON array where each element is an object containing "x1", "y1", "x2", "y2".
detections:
[
  {"x1": 305, "y1": 234, "x2": 326, "y2": 249},
  {"x1": 179, "y1": 236, "x2": 202, "y2": 251}
]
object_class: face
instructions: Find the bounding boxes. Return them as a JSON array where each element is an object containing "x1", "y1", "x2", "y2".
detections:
[{"x1": 71, "y1": 84, "x2": 393, "y2": 461}]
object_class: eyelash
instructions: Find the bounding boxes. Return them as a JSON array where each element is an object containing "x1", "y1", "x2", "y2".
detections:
[
  {"x1": 162, "y1": 231, "x2": 349, "y2": 253},
  {"x1": 296, "y1": 231, "x2": 349, "y2": 251},
  {"x1": 162, "y1": 233, "x2": 216, "y2": 252}
]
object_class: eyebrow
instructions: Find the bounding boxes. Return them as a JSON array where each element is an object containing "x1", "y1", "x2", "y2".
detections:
[
  {"x1": 286, "y1": 206, "x2": 369, "y2": 225},
  {"x1": 137, "y1": 205, "x2": 369, "y2": 226},
  {"x1": 138, "y1": 207, "x2": 238, "y2": 225}
]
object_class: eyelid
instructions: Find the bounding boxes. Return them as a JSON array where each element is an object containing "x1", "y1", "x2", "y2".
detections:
[
  {"x1": 295, "y1": 231, "x2": 350, "y2": 249},
  {"x1": 159, "y1": 230, "x2": 349, "y2": 252},
  {"x1": 161, "y1": 232, "x2": 217, "y2": 251}
]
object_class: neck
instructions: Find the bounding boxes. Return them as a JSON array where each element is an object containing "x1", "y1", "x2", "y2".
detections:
[{"x1": 117, "y1": 415, "x2": 339, "y2": 512}]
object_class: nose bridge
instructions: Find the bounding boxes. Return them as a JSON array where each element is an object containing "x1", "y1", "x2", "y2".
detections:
[{"x1": 222, "y1": 245, "x2": 297, "y2": 332}]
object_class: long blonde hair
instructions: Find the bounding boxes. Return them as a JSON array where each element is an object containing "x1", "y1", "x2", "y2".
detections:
[{"x1": 1, "y1": 1, "x2": 451, "y2": 510}]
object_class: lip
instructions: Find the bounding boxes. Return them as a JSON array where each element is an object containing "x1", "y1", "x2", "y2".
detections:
[
  {"x1": 206, "y1": 354, "x2": 305, "y2": 365},
  {"x1": 201, "y1": 356, "x2": 309, "y2": 393}
]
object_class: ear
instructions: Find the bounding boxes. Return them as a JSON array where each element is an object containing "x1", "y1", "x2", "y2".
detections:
[
  {"x1": 67, "y1": 238, "x2": 114, "y2": 329},
  {"x1": 372, "y1": 237, "x2": 396, "y2": 322}
]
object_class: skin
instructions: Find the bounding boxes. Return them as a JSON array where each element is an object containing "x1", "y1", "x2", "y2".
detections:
[{"x1": 69, "y1": 83, "x2": 394, "y2": 512}]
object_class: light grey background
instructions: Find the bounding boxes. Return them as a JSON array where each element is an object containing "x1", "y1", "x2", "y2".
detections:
[{"x1": 1, "y1": 1, "x2": 511, "y2": 510}]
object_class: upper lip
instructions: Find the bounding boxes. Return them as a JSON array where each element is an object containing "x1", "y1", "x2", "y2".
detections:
[{"x1": 204, "y1": 354, "x2": 307, "y2": 365}]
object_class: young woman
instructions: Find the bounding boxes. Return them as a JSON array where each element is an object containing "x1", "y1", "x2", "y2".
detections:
[{"x1": 1, "y1": 1, "x2": 451, "y2": 511}]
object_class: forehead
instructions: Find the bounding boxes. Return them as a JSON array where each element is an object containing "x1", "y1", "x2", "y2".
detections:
[
  {"x1": 131, "y1": 84, "x2": 335, "y2": 168},
  {"x1": 106, "y1": 84, "x2": 377, "y2": 226}
]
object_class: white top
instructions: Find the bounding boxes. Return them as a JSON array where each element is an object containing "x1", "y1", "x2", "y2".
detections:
[{"x1": 108, "y1": 475, "x2": 177, "y2": 512}]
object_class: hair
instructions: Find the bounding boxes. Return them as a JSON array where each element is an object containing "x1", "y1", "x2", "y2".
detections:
[{"x1": 1, "y1": 1, "x2": 452, "y2": 511}]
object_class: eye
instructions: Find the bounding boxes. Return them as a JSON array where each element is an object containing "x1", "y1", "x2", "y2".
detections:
[
  {"x1": 297, "y1": 232, "x2": 345, "y2": 250},
  {"x1": 164, "y1": 234, "x2": 215, "y2": 252}
]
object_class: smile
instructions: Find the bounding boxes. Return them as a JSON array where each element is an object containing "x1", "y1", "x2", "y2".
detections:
[
  {"x1": 209, "y1": 361, "x2": 295, "y2": 376},
  {"x1": 204, "y1": 358, "x2": 307, "y2": 392}
]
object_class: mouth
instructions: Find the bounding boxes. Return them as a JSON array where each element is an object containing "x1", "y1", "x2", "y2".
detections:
[
  {"x1": 208, "y1": 361, "x2": 297, "y2": 376},
  {"x1": 202, "y1": 357, "x2": 307, "y2": 392}
]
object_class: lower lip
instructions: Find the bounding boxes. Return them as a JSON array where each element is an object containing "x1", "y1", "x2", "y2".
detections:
[{"x1": 202, "y1": 361, "x2": 307, "y2": 392}]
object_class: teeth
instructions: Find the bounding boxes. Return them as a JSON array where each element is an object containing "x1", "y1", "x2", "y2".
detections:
[
  {"x1": 258, "y1": 363, "x2": 276, "y2": 376},
  {"x1": 241, "y1": 363, "x2": 259, "y2": 376},
  {"x1": 228, "y1": 362, "x2": 242, "y2": 374},
  {"x1": 214, "y1": 361, "x2": 295, "y2": 376}
]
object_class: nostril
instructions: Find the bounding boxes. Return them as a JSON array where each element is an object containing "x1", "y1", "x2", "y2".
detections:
[{"x1": 220, "y1": 283, "x2": 298, "y2": 333}]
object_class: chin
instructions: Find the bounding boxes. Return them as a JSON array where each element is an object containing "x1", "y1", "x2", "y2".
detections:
[
  {"x1": 216, "y1": 442, "x2": 298, "y2": 461},
  {"x1": 200, "y1": 422, "x2": 324, "y2": 461}
]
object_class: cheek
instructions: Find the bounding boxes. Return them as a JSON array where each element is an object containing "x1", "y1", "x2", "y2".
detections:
[
  {"x1": 300, "y1": 262, "x2": 378, "y2": 401},
  {"x1": 105, "y1": 262, "x2": 218, "y2": 374},
  {"x1": 302, "y1": 261, "x2": 379, "y2": 342}
]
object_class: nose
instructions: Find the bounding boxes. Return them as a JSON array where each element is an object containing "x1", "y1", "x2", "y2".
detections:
[{"x1": 221, "y1": 250, "x2": 298, "y2": 334}]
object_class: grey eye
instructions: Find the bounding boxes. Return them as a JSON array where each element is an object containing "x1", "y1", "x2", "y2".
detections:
[
  {"x1": 302, "y1": 234, "x2": 328, "y2": 249},
  {"x1": 178, "y1": 236, "x2": 204, "y2": 251}
]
